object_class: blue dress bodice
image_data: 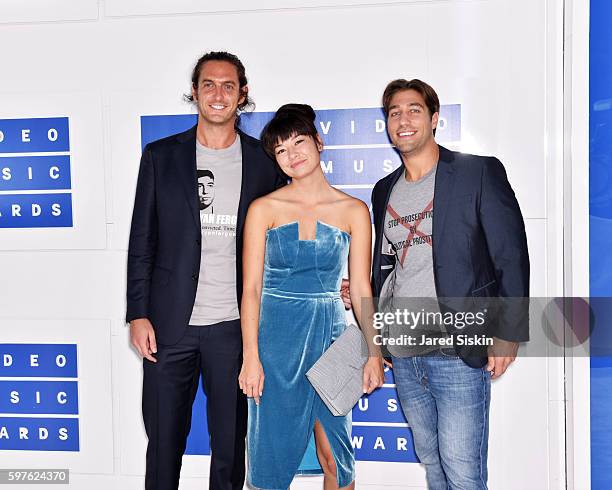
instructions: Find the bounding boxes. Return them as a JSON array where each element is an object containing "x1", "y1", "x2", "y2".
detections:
[{"x1": 263, "y1": 220, "x2": 351, "y2": 295}]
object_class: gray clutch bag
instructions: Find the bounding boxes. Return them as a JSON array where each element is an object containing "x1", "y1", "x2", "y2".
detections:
[{"x1": 306, "y1": 323, "x2": 368, "y2": 416}]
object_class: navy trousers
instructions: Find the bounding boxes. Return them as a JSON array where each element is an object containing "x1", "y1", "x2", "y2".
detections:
[{"x1": 142, "y1": 320, "x2": 247, "y2": 490}]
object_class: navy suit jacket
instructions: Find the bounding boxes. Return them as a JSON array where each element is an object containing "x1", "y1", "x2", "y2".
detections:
[
  {"x1": 126, "y1": 125, "x2": 284, "y2": 345},
  {"x1": 371, "y1": 145, "x2": 530, "y2": 367}
]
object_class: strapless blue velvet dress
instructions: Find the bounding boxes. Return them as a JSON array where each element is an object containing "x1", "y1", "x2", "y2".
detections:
[{"x1": 247, "y1": 220, "x2": 354, "y2": 489}]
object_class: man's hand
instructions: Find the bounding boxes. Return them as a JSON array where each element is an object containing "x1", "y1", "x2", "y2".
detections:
[
  {"x1": 362, "y1": 356, "x2": 385, "y2": 394},
  {"x1": 486, "y1": 337, "x2": 519, "y2": 379},
  {"x1": 340, "y1": 278, "x2": 351, "y2": 309},
  {"x1": 130, "y1": 318, "x2": 158, "y2": 363}
]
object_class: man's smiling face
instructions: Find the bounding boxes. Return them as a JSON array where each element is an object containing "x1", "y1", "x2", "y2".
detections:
[
  {"x1": 386, "y1": 89, "x2": 438, "y2": 158},
  {"x1": 192, "y1": 60, "x2": 246, "y2": 128}
]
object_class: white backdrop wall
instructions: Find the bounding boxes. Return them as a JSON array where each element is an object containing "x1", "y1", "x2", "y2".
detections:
[{"x1": 0, "y1": 1, "x2": 563, "y2": 488}]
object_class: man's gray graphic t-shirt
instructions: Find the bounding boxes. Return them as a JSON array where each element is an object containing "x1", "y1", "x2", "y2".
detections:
[
  {"x1": 189, "y1": 135, "x2": 242, "y2": 326},
  {"x1": 383, "y1": 165, "x2": 447, "y2": 355},
  {"x1": 385, "y1": 166, "x2": 437, "y2": 298}
]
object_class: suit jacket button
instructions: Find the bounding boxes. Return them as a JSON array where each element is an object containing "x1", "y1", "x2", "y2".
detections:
[{"x1": 191, "y1": 274, "x2": 197, "y2": 281}]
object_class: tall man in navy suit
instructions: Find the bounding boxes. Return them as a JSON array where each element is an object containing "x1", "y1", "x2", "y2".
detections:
[
  {"x1": 126, "y1": 52, "x2": 285, "y2": 490},
  {"x1": 371, "y1": 79, "x2": 529, "y2": 489}
]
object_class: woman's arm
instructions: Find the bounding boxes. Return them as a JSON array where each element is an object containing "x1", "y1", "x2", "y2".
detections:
[
  {"x1": 238, "y1": 198, "x2": 269, "y2": 405},
  {"x1": 347, "y1": 200, "x2": 385, "y2": 394}
]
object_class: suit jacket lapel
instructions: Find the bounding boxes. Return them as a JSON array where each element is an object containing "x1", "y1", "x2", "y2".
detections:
[
  {"x1": 373, "y1": 164, "x2": 403, "y2": 290},
  {"x1": 236, "y1": 129, "x2": 257, "y2": 246},
  {"x1": 174, "y1": 125, "x2": 200, "y2": 232},
  {"x1": 432, "y1": 145, "x2": 456, "y2": 255},
  {"x1": 376, "y1": 165, "x2": 404, "y2": 234}
]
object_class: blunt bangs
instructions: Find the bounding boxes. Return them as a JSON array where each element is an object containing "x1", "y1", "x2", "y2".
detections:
[{"x1": 261, "y1": 112, "x2": 318, "y2": 158}]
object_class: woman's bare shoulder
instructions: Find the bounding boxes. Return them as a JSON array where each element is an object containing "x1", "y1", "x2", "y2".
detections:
[
  {"x1": 248, "y1": 188, "x2": 294, "y2": 226},
  {"x1": 331, "y1": 188, "x2": 370, "y2": 217}
]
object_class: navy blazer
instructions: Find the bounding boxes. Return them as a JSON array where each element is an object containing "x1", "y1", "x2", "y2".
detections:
[
  {"x1": 371, "y1": 146, "x2": 530, "y2": 367},
  {"x1": 126, "y1": 125, "x2": 285, "y2": 345}
]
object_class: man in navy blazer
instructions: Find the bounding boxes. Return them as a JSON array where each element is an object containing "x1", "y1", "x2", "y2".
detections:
[
  {"x1": 371, "y1": 79, "x2": 529, "y2": 489},
  {"x1": 126, "y1": 52, "x2": 284, "y2": 490}
]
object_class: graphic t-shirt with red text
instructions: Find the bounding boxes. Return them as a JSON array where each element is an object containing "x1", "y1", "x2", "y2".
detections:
[{"x1": 384, "y1": 165, "x2": 437, "y2": 300}]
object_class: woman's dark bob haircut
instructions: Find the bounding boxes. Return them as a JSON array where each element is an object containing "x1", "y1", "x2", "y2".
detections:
[{"x1": 261, "y1": 104, "x2": 319, "y2": 159}]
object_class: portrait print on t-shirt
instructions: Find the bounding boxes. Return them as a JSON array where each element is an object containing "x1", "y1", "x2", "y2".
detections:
[
  {"x1": 197, "y1": 168, "x2": 238, "y2": 238},
  {"x1": 197, "y1": 169, "x2": 215, "y2": 213}
]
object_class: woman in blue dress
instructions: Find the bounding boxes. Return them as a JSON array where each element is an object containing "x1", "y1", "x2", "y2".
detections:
[{"x1": 239, "y1": 104, "x2": 384, "y2": 489}]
